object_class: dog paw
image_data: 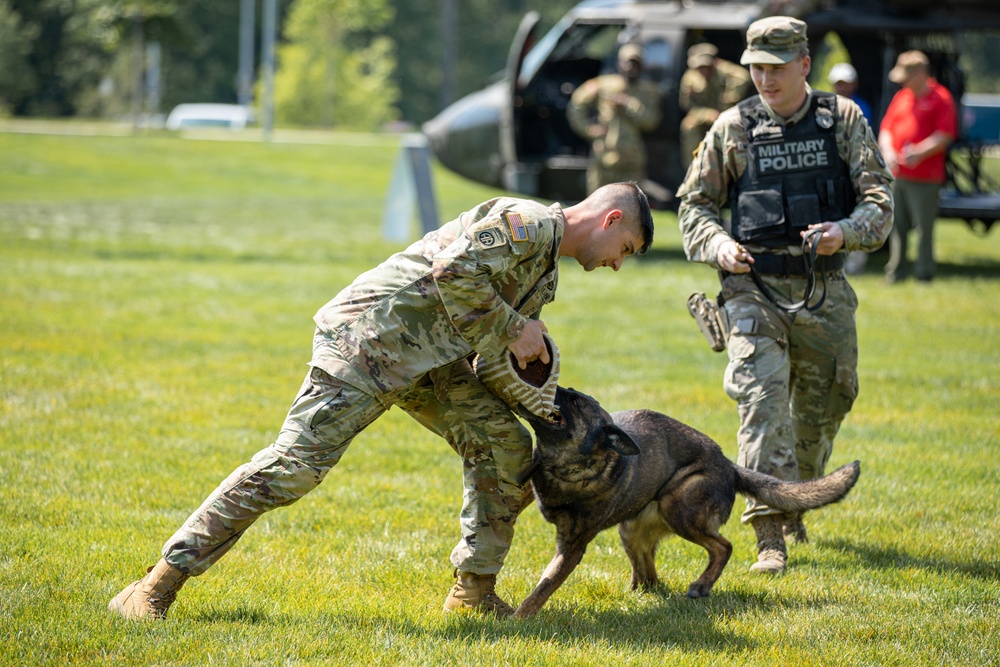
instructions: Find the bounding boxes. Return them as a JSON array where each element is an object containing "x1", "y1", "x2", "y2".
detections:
[{"x1": 685, "y1": 582, "x2": 712, "y2": 598}]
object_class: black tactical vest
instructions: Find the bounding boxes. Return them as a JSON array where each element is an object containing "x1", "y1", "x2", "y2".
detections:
[{"x1": 726, "y1": 92, "x2": 856, "y2": 247}]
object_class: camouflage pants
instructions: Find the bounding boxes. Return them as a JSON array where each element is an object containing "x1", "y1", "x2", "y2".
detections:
[
  {"x1": 162, "y1": 361, "x2": 532, "y2": 577},
  {"x1": 720, "y1": 270, "x2": 859, "y2": 523}
]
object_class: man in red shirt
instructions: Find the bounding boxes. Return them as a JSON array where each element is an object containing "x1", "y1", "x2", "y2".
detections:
[{"x1": 879, "y1": 50, "x2": 957, "y2": 283}]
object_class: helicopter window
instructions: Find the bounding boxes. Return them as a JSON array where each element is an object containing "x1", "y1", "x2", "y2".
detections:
[
  {"x1": 514, "y1": 21, "x2": 627, "y2": 162},
  {"x1": 549, "y1": 23, "x2": 627, "y2": 69}
]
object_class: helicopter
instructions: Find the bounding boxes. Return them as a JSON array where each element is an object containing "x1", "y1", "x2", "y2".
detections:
[{"x1": 422, "y1": 0, "x2": 1000, "y2": 231}]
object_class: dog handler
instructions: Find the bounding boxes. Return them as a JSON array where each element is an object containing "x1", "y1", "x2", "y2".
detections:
[
  {"x1": 109, "y1": 183, "x2": 653, "y2": 619},
  {"x1": 676, "y1": 16, "x2": 893, "y2": 574}
]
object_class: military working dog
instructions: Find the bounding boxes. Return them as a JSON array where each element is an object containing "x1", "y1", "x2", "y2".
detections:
[{"x1": 514, "y1": 387, "x2": 860, "y2": 618}]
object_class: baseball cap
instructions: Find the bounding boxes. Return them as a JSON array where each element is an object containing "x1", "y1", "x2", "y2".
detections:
[
  {"x1": 619, "y1": 43, "x2": 644, "y2": 63},
  {"x1": 888, "y1": 50, "x2": 929, "y2": 84},
  {"x1": 828, "y1": 62, "x2": 858, "y2": 84},
  {"x1": 687, "y1": 43, "x2": 718, "y2": 69},
  {"x1": 740, "y1": 16, "x2": 808, "y2": 65}
]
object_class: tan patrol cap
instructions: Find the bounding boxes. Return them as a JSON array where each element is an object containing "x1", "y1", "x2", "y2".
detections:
[
  {"x1": 619, "y1": 43, "x2": 644, "y2": 62},
  {"x1": 740, "y1": 16, "x2": 808, "y2": 65},
  {"x1": 888, "y1": 50, "x2": 929, "y2": 84},
  {"x1": 687, "y1": 43, "x2": 718, "y2": 69}
]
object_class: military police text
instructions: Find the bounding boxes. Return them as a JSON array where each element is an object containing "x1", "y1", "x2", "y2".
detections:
[{"x1": 757, "y1": 138, "x2": 831, "y2": 175}]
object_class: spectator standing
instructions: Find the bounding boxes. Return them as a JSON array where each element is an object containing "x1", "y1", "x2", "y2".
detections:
[
  {"x1": 567, "y1": 44, "x2": 663, "y2": 193},
  {"x1": 879, "y1": 50, "x2": 957, "y2": 284},
  {"x1": 829, "y1": 62, "x2": 872, "y2": 125}
]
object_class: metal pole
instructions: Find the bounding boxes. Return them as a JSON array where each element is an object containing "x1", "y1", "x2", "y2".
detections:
[
  {"x1": 238, "y1": 0, "x2": 255, "y2": 107},
  {"x1": 261, "y1": 0, "x2": 277, "y2": 140}
]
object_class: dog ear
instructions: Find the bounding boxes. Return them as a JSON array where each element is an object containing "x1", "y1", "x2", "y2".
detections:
[{"x1": 604, "y1": 425, "x2": 641, "y2": 456}]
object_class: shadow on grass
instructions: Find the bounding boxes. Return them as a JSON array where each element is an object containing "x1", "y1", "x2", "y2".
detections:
[
  {"x1": 180, "y1": 586, "x2": 849, "y2": 653},
  {"x1": 190, "y1": 606, "x2": 275, "y2": 624},
  {"x1": 428, "y1": 588, "x2": 824, "y2": 652},
  {"x1": 817, "y1": 536, "x2": 1000, "y2": 580}
]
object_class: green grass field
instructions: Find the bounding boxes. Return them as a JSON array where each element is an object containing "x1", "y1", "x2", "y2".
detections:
[{"x1": 1, "y1": 125, "x2": 998, "y2": 666}]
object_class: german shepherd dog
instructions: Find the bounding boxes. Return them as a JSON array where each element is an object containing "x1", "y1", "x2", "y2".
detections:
[{"x1": 513, "y1": 387, "x2": 861, "y2": 618}]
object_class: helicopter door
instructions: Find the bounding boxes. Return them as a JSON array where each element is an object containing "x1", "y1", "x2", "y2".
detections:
[{"x1": 501, "y1": 11, "x2": 541, "y2": 193}]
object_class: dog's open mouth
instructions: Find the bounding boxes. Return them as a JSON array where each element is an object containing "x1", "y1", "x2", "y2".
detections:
[
  {"x1": 541, "y1": 409, "x2": 563, "y2": 426},
  {"x1": 517, "y1": 402, "x2": 563, "y2": 427},
  {"x1": 534, "y1": 406, "x2": 564, "y2": 427}
]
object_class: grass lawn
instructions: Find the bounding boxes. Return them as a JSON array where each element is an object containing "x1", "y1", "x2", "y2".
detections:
[{"x1": 1, "y1": 125, "x2": 998, "y2": 666}]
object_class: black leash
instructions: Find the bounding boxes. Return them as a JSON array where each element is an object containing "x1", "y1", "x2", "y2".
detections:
[{"x1": 747, "y1": 228, "x2": 828, "y2": 314}]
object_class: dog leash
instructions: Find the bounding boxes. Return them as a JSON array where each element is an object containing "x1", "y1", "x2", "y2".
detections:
[{"x1": 746, "y1": 227, "x2": 828, "y2": 314}]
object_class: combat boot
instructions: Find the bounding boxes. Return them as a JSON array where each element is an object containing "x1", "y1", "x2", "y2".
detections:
[
  {"x1": 749, "y1": 515, "x2": 787, "y2": 575},
  {"x1": 442, "y1": 570, "x2": 515, "y2": 617},
  {"x1": 108, "y1": 559, "x2": 189, "y2": 620},
  {"x1": 783, "y1": 513, "x2": 809, "y2": 544}
]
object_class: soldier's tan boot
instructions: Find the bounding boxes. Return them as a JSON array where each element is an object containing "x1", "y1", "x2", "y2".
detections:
[
  {"x1": 749, "y1": 515, "x2": 787, "y2": 575},
  {"x1": 108, "y1": 559, "x2": 189, "y2": 620},
  {"x1": 783, "y1": 513, "x2": 809, "y2": 544},
  {"x1": 442, "y1": 571, "x2": 515, "y2": 617}
]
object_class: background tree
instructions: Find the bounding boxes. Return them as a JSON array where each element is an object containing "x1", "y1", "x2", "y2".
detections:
[
  {"x1": 0, "y1": 1, "x2": 37, "y2": 116},
  {"x1": 273, "y1": 0, "x2": 398, "y2": 130},
  {"x1": 387, "y1": 0, "x2": 577, "y2": 125},
  {"x1": 962, "y1": 32, "x2": 1000, "y2": 93}
]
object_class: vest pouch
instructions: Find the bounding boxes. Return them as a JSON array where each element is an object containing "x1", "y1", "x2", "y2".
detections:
[
  {"x1": 786, "y1": 193, "x2": 822, "y2": 234},
  {"x1": 736, "y1": 187, "x2": 785, "y2": 242}
]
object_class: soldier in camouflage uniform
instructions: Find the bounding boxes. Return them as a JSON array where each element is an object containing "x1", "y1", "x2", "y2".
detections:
[
  {"x1": 109, "y1": 182, "x2": 654, "y2": 620},
  {"x1": 567, "y1": 43, "x2": 663, "y2": 193},
  {"x1": 677, "y1": 17, "x2": 893, "y2": 575},
  {"x1": 679, "y1": 43, "x2": 752, "y2": 171}
]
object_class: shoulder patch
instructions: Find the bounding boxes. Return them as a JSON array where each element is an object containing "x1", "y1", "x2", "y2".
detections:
[
  {"x1": 503, "y1": 211, "x2": 529, "y2": 242},
  {"x1": 472, "y1": 226, "x2": 507, "y2": 250}
]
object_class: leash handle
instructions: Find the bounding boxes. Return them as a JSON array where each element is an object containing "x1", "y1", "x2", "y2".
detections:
[{"x1": 747, "y1": 228, "x2": 826, "y2": 314}]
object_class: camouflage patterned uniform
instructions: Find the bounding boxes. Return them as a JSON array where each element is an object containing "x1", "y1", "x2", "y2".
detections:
[
  {"x1": 677, "y1": 87, "x2": 893, "y2": 523},
  {"x1": 567, "y1": 73, "x2": 662, "y2": 193},
  {"x1": 162, "y1": 197, "x2": 563, "y2": 576},
  {"x1": 679, "y1": 56, "x2": 751, "y2": 170}
]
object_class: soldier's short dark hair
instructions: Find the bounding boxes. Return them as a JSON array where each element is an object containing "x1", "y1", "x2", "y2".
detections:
[
  {"x1": 633, "y1": 183, "x2": 654, "y2": 255},
  {"x1": 598, "y1": 182, "x2": 654, "y2": 254}
]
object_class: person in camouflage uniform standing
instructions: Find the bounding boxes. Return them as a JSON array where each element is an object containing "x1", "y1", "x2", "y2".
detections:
[
  {"x1": 109, "y1": 182, "x2": 654, "y2": 620},
  {"x1": 567, "y1": 43, "x2": 662, "y2": 193},
  {"x1": 677, "y1": 16, "x2": 893, "y2": 575},
  {"x1": 679, "y1": 43, "x2": 752, "y2": 171}
]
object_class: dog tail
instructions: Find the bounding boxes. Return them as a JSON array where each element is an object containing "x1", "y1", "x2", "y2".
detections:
[{"x1": 733, "y1": 461, "x2": 861, "y2": 513}]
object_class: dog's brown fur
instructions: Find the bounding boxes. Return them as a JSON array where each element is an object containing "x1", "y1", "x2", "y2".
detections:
[{"x1": 514, "y1": 387, "x2": 860, "y2": 618}]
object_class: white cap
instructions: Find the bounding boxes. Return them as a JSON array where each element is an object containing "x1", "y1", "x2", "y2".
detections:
[{"x1": 828, "y1": 62, "x2": 858, "y2": 84}]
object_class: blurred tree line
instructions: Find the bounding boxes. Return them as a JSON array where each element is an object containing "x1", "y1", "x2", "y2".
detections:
[
  {"x1": 0, "y1": 0, "x2": 575, "y2": 129},
  {"x1": 961, "y1": 33, "x2": 1000, "y2": 94}
]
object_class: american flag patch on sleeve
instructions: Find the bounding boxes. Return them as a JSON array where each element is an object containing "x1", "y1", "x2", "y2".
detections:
[{"x1": 503, "y1": 211, "x2": 528, "y2": 242}]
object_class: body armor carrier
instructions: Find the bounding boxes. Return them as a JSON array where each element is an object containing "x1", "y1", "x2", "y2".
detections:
[{"x1": 726, "y1": 92, "x2": 856, "y2": 247}]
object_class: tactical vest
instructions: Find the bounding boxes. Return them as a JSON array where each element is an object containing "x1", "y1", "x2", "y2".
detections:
[{"x1": 726, "y1": 92, "x2": 856, "y2": 247}]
